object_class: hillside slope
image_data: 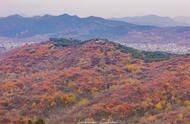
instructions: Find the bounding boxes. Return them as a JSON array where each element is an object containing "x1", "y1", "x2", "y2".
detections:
[{"x1": 0, "y1": 39, "x2": 190, "y2": 124}]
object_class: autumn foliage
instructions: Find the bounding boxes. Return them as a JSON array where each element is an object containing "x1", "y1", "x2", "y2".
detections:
[{"x1": 0, "y1": 39, "x2": 190, "y2": 124}]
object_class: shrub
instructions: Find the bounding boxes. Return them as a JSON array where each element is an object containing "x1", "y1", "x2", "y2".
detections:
[
  {"x1": 55, "y1": 92, "x2": 77, "y2": 105},
  {"x1": 27, "y1": 119, "x2": 45, "y2": 124},
  {"x1": 35, "y1": 119, "x2": 45, "y2": 124},
  {"x1": 27, "y1": 120, "x2": 33, "y2": 124},
  {"x1": 50, "y1": 38, "x2": 81, "y2": 47},
  {"x1": 155, "y1": 102, "x2": 163, "y2": 111},
  {"x1": 184, "y1": 100, "x2": 190, "y2": 108},
  {"x1": 125, "y1": 64, "x2": 138, "y2": 72},
  {"x1": 116, "y1": 44, "x2": 174, "y2": 62}
]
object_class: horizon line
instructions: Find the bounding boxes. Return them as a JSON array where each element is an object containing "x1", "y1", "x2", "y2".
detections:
[{"x1": 1, "y1": 13, "x2": 190, "y2": 19}]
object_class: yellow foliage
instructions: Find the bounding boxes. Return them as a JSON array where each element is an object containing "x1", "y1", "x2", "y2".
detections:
[
  {"x1": 2, "y1": 79, "x2": 17, "y2": 90},
  {"x1": 110, "y1": 84, "x2": 118, "y2": 90},
  {"x1": 160, "y1": 100, "x2": 166, "y2": 105},
  {"x1": 4, "y1": 91, "x2": 13, "y2": 97},
  {"x1": 61, "y1": 93, "x2": 76, "y2": 104},
  {"x1": 125, "y1": 64, "x2": 138, "y2": 72},
  {"x1": 32, "y1": 102, "x2": 37, "y2": 109},
  {"x1": 5, "y1": 112, "x2": 11, "y2": 116},
  {"x1": 77, "y1": 89, "x2": 82, "y2": 94},
  {"x1": 67, "y1": 93, "x2": 76, "y2": 103},
  {"x1": 166, "y1": 103, "x2": 172, "y2": 111},
  {"x1": 91, "y1": 87, "x2": 98, "y2": 93},
  {"x1": 127, "y1": 78, "x2": 139, "y2": 84},
  {"x1": 155, "y1": 102, "x2": 163, "y2": 110},
  {"x1": 78, "y1": 98, "x2": 89, "y2": 106},
  {"x1": 184, "y1": 100, "x2": 190, "y2": 108},
  {"x1": 46, "y1": 96, "x2": 54, "y2": 104},
  {"x1": 80, "y1": 58, "x2": 89, "y2": 65},
  {"x1": 68, "y1": 82, "x2": 76, "y2": 88},
  {"x1": 80, "y1": 118, "x2": 96, "y2": 124},
  {"x1": 50, "y1": 101, "x2": 56, "y2": 107},
  {"x1": 120, "y1": 78, "x2": 139, "y2": 84}
]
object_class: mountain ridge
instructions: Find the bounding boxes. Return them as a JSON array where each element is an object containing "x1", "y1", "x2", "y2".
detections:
[
  {"x1": 110, "y1": 15, "x2": 189, "y2": 27},
  {"x1": 0, "y1": 14, "x2": 146, "y2": 38}
]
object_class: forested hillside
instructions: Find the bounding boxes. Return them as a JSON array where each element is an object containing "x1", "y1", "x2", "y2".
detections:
[{"x1": 0, "y1": 39, "x2": 190, "y2": 124}]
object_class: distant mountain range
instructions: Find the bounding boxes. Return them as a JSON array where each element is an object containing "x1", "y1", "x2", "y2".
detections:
[
  {"x1": 1, "y1": 14, "x2": 190, "y2": 53},
  {"x1": 110, "y1": 15, "x2": 190, "y2": 27},
  {"x1": 174, "y1": 16, "x2": 190, "y2": 25},
  {"x1": 0, "y1": 14, "x2": 153, "y2": 39}
]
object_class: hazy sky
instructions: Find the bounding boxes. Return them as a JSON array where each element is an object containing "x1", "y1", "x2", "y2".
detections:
[{"x1": 0, "y1": 0, "x2": 189, "y2": 18}]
